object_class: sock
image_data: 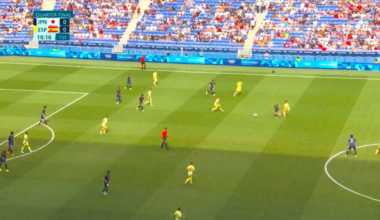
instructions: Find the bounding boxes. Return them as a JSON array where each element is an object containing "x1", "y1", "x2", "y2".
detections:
[
  {"x1": 355, "y1": 151, "x2": 357, "y2": 155},
  {"x1": 39, "y1": 119, "x2": 42, "y2": 123},
  {"x1": 189, "y1": 176, "x2": 192, "y2": 183},
  {"x1": 9, "y1": 148, "x2": 12, "y2": 154},
  {"x1": 376, "y1": 150, "x2": 379, "y2": 155},
  {"x1": 165, "y1": 143, "x2": 169, "y2": 150},
  {"x1": 161, "y1": 142, "x2": 164, "y2": 148},
  {"x1": 346, "y1": 151, "x2": 349, "y2": 156},
  {"x1": 21, "y1": 147, "x2": 24, "y2": 152},
  {"x1": 185, "y1": 177, "x2": 190, "y2": 183},
  {"x1": 28, "y1": 147, "x2": 32, "y2": 152},
  {"x1": 0, "y1": 162, "x2": 2, "y2": 167},
  {"x1": 5, "y1": 164, "x2": 7, "y2": 169},
  {"x1": 102, "y1": 188, "x2": 106, "y2": 193},
  {"x1": 141, "y1": 106, "x2": 144, "y2": 111}
]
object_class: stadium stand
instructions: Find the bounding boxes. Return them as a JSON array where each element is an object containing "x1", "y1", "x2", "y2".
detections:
[
  {"x1": 38, "y1": 0, "x2": 138, "y2": 52},
  {"x1": 125, "y1": 0, "x2": 261, "y2": 57},
  {"x1": 6, "y1": 0, "x2": 379, "y2": 61},
  {"x1": 0, "y1": 0, "x2": 41, "y2": 41},
  {"x1": 253, "y1": 0, "x2": 380, "y2": 52}
]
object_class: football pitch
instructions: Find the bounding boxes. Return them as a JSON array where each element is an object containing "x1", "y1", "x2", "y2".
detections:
[{"x1": 2, "y1": 56, "x2": 380, "y2": 220}]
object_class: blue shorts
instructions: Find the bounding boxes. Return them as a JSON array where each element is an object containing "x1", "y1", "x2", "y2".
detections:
[
  {"x1": 1, "y1": 159, "x2": 6, "y2": 163},
  {"x1": 348, "y1": 146, "x2": 356, "y2": 150},
  {"x1": 8, "y1": 144, "x2": 13, "y2": 148},
  {"x1": 117, "y1": 95, "x2": 121, "y2": 99},
  {"x1": 127, "y1": 81, "x2": 131, "y2": 85},
  {"x1": 139, "y1": 102, "x2": 143, "y2": 106},
  {"x1": 210, "y1": 88, "x2": 214, "y2": 91},
  {"x1": 41, "y1": 114, "x2": 45, "y2": 119},
  {"x1": 104, "y1": 182, "x2": 109, "y2": 187}
]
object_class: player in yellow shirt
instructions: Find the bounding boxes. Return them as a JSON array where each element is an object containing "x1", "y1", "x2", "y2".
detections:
[
  {"x1": 214, "y1": 97, "x2": 220, "y2": 106},
  {"x1": 153, "y1": 70, "x2": 158, "y2": 86},
  {"x1": 212, "y1": 97, "x2": 224, "y2": 112},
  {"x1": 282, "y1": 100, "x2": 290, "y2": 118},
  {"x1": 184, "y1": 162, "x2": 195, "y2": 185},
  {"x1": 145, "y1": 88, "x2": 153, "y2": 106},
  {"x1": 100, "y1": 116, "x2": 109, "y2": 135},
  {"x1": 234, "y1": 79, "x2": 242, "y2": 96},
  {"x1": 174, "y1": 207, "x2": 183, "y2": 220},
  {"x1": 21, "y1": 131, "x2": 32, "y2": 154}
]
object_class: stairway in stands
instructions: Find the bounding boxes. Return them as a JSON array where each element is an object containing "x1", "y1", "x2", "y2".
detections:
[
  {"x1": 240, "y1": 1, "x2": 270, "y2": 58},
  {"x1": 112, "y1": 0, "x2": 151, "y2": 53}
]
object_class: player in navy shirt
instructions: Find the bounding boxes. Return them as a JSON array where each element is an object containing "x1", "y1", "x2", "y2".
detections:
[
  {"x1": 0, "y1": 149, "x2": 9, "y2": 172},
  {"x1": 137, "y1": 94, "x2": 144, "y2": 112},
  {"x1": 274, "y1": 104, "x2": 279, "y2": 118},
  {"x1": 39, "y1": 106, "x2": 48, "y2": 126},
  {"x1": 116, "y1": 87, "x2": 122, "y2": 104},
  {"x1": 7, "y1": 131, "x2": 14, "y2": 156},
  {"x1": 102, "y1": 170, "x2": 111, "y2": 195},
  {"x1": 125, "y1": 74, "x2": 132, "y2": 90},
  {"x1": 346, "y1": 135, "x2": 359, "y2": 157},
  {"x1": 206, "y1": 80, "x2": 216, "y2": 96}
]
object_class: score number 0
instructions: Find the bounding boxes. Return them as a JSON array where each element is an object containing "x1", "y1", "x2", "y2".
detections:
[{"x1": 59, "y1": 19, "x2": 70, "y2": 33}]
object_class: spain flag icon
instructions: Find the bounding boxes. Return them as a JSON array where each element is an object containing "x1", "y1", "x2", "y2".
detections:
[{"x1": 48, "y1": 25, "x2": 58, "y2": 33}]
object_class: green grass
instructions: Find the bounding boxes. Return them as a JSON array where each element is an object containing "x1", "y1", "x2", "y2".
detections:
[{"x1": 1, "y1": 57, "x2": 380, "y2": 220}]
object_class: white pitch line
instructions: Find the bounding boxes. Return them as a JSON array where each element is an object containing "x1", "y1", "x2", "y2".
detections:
[
  {"x1": 0, "y1": 88, "x2": 87, "y2": 95},
  {"x1": 2, "y1": 61, "x2": 380, "y2": 81},
  {"x1": 0, "y1": 92, "x2": 88, "y2": 151},
  {"x1": 324, "y1": 143, "x2": 380, "y2": 202},
  {"x1": 6, "y1": 124, "x2": 54, "y2": 161}
]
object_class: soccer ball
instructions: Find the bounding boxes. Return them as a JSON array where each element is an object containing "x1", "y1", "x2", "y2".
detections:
[{"x1": 254, "y1": 113, "x2": 258, "y2": 117}]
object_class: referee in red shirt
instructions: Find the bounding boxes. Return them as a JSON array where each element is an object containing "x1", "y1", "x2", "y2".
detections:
[
  {"x1": 140, "y1": 56, "x2": 146, "y2": 71},
  {"x1": 161, "y1": 127, "x2": 169, "y2": 150}
]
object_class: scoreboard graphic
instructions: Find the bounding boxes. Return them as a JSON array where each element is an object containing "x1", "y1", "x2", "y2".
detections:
[{"x1": 33, "y1": 11, "x2": 73, "y2": 41}]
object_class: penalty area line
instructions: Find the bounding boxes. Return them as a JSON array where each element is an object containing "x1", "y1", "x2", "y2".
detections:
[
  {"x1": 6, "y1": 124, "x2": 54, "y2": 161},
  {"x1": 2, "y1": 61, "x2": 380, "y2": 81},
  {"x1": 0, "y1": 92, "x2": 88, "y2": 160},
  {"x1": 324, "y1": 143, "x2": 380, "y2": 202}
]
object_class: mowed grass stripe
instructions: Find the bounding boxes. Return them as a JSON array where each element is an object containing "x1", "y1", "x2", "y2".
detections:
[
  {"x1": 128, "y1": 74, "x2": 265, "y2": 220},
  {"x1": 29, "y1": 72, "x2": 214, "y2": 220},
  {"x1": 0, "y1": 63, "x2": 37, "y2": 81},
  {"x1": 301, "y1": 80, "x2": 380, "y2": 220},
  {"x1": 0, "y1": 65, "x2": 81, "y2": 112},
  {"x1": 216, "y1": 78, "x2": 367, "y2": 220},
  {"x1": 0, "y1": 65, "x2": 85, "y2": 201},
  {"x1": 176, "y1": 77, "x2": 314, "y2": 220},
  {"x1": 0, "y1": 67, "x2": 141, "y2": 219}
]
